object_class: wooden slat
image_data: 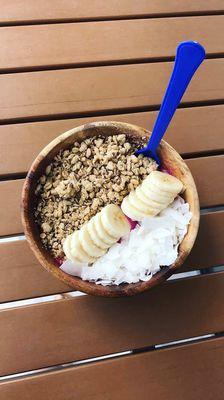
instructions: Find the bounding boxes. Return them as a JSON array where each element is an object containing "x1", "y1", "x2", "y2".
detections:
[
  {"x1": 0, "y1": 180, "x2": 23, "y2": 236},
  {"x1": 0, "y1": 273, "x2": 223, "y2": 376},
  {"x1": 0, "y1": 16, "x2": 223, "y2": 70},
  {"x1": 1, "y1": 336, "x2": 223, "y2": 400},
  {"x1": 0, "y1": 240, "x2": 70, "y2": 302},
  {"x1": 0, "y1": 211, "x2": 223, "y2": 302},
  {"x1": 186, "y1": 155, "x2": 224, "y2": 207},
  {"x1": 182, "y1": 210, "x2": 224, "y2": 271},
  {"x1": 0, "y1": 155, "x2": 223, "y2": 236},
  {"x1": 0, "y1": 105, "x2": 223, "y2": 175},
  {"x1": 1, "y1": 1, "x2": 223, "y2": 24},
  {"x1": 0, "y1": 59, "x2": 223, "y2": 122}
]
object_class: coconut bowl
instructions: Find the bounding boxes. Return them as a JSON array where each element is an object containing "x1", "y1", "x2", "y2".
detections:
[{"x1": 21, "y1": 121, "x2": 199, "y2": 297}]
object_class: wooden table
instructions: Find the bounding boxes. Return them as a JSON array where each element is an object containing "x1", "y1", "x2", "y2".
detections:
[{"x1": 0, "y1": 2, "x2": 224, "y2": 399}]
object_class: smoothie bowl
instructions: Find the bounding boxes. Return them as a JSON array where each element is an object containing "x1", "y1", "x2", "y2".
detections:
[{"x1": 21, "y1": 121, "x2": 199, "y2": 297}]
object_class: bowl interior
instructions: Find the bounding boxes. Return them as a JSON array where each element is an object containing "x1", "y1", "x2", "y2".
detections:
[{"x1": 21, "y1": 121, "x2": 199, "y2": 297}]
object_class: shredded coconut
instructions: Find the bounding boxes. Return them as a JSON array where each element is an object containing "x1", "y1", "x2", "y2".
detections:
[{"x1": 60, "y1": 196, "x2": 192, "y2": 286}]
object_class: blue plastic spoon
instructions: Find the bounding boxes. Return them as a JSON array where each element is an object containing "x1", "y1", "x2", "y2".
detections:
[{"x1": 136, "y1": 41, "x2": 205, "y2": 164}]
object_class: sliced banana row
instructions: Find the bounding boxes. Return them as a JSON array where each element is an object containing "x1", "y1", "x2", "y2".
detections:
[
  {"x1": 63, "y1": 204, "x2": 130, "y2": 264},
  {"x1": 121, "y1": 170, "x2": 183, "y2": 221}
]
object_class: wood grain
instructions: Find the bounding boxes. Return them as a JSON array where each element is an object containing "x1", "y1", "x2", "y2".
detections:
[
  {"x1": 0, "y1": 180, "x2": 23, "y2": 236},
  {"x1": 0, "y1": 210, "x2": 223, "y2": 302},
  {"x1": 186, "y1": 155, "x2": 224, "y2": 207},
  {"x1": 1, "y1": 105, "x2": 223, "y2": 175},
  {"x1": 0, "y1": 155, "x2": 222, "y2": 237},
  {"x1": 0, "y1": 16, "x2": 223, "y2": 70},
  {"x1": 1, "y1": 337, "x2": 223, "y2": 400},
  {"x1": 0, "y1": 59, "x2": 223, "y2": 122},
  {"x1": 0, "y1": 273, "x2": 223, "y2": 376},
  {"x1": 0, "y1": 240, "x2": 70, "y2": 302},
  {"x1": 184, "y1": 211, "x2": 224, "y2": 271},
  {"x1": 1, "y1": 1, "x2": 223, "y2": 23}
]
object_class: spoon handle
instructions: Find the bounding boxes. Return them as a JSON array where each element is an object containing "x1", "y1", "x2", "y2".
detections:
[{"x1": 147, "y1": 41, "x2": 205, "y2": 153}]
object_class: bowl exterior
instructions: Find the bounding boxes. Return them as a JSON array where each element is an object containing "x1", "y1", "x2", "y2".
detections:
[{"x1": 21, "y1": 121, "x2": 200, "y2": 297}]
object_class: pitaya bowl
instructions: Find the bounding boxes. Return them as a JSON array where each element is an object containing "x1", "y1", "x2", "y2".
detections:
[{"x1": 21, "y1": 121, "x2": 199, "y2": 297}]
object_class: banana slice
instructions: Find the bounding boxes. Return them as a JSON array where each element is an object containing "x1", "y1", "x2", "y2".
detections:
[
  {"x1": 63, "y1": 234, "x2": 73, "y2": 261},
  {"x1": 145, "y1": 171, "x2": 183, "y2": 195},
  {"x1": 79, "y1": 224, "x2": 106, "y2": 258},
  {"x1": 101, "y1": 204, "x2": 130, "y2": 238},
  {"x1": 121, "y1": 196, "x2": 148, "y2": 221},
  {"x1": 63, "y1": 205, "x2": 131, "y2": 263},
  {"x1": 69, "y1": 231, "x2": 96, "y2": 263},
  {"x1": 135, "y1": 186, "x2": 164, "y2": 211},
  {"x1": 141, "y1": 180, "x2": 174, "y2": 204},
  {"x1": 93, "y1": 213, "x2": 116, "y2": 245},
  {"x1": 87, "y1": 218, "x2": 110, "y2": 250},
  {"x1": 128, "y1": 191, "x2": 158, "y2": 216}
]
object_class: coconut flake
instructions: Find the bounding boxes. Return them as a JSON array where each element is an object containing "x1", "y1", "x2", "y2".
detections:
[
  {"x1": 60, "y1": 258, "x2": 87, "y2": 277},
  {"x1": 60, "y1": 196, "x2": 192, "y2": 286}
]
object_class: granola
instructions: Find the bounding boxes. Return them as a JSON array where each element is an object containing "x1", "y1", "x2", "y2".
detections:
[{"x1": 35, "y1": 134, "x2": 157, "y2": 257}]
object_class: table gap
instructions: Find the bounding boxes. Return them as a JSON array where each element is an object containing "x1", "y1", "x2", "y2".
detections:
[
  {"x1": 0, "y1": 332, "x2": 222, "y2": 382},
  {"x1": 1, "y1": 98, "x2": 224, "y2": 127},
  {"x1": 0, "y1": 10, "x2": 224, "y2": 27}
]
